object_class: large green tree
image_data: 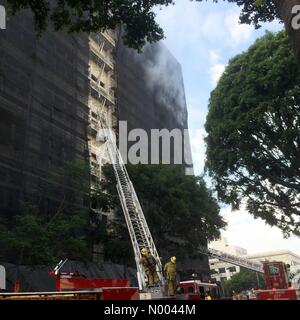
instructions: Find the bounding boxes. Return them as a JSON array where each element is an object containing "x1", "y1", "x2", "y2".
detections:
[
  {"x1": 223, "y1": 268, "x2": 266, "y2": 295},
  {"x1": 4, "y1": 0, "x2": 173, "y2": 50},
  {"x1": 100, "y1": 164, "x2": 226, "y2": 262},
  {"x1": 205, "y1": 31, "x2": 300, "y2": 236}
]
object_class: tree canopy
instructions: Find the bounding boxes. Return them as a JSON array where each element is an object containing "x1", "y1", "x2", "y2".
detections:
[
  {"x1": 100, "y1": 164, "x2": 226, "y2": 262},
  {"x1": 5, "y1": 0, "x2": 173, "y2": 50},
  {"x1": 197, "y1": 0, "x2": 279, "y2": 28},
  {"x1": 205, "y1": 31, "x2": 300, "y2": 236},
  {"x1": 223, "y1": 268, "x2": 266, "y2": 295}
]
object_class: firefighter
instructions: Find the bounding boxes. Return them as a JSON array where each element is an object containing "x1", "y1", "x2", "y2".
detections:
[
  {"x1": 140, "y1": 248, "x2": 158, "y2": 286},
  {"x1": 205, "y1": 292, "x2": 212, "y2": 300},
  {"x1": 163, "y1": 256, "x2": 177, "y2": 296}
]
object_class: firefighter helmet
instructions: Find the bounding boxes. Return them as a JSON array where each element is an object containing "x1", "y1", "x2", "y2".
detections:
[
  {"x1": 141, "y1": 248, "x2": 147, "y2": 255},
  {"x1": 171, "y1": 256, "x2": 176, "y2": 263}
]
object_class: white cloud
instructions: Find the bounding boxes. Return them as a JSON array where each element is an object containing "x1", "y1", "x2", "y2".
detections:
[
  {"x1": 201, "y1": 7, "x2": 254, "y2": 48},
  {"x1": 186, "y1": 97, "x2": 207, "y2": 125},
  {"x1": 189, "y1": 128, "x2": 206, "y2": 175},
  {"x1": 155, "y1": 0, "x2": 209, "y2": 57},
  {"x1": 209, "y1": 50, "x2": 226, "y2": 86},
  {"x1": 186, "y1": 98, "x2": 208, "y2": 175},
  {"x1": 209, "y1": 63, "x2": 226, "y2": 86},
  {"x1": 224, "y1": 10, "x2": 254, "y2": 47},
  {"x1": 209, "y1": 50, "x2": 220, "y2": 65},
  {"x1": 221, "y1": 205, "x2": 300, "y2": 256}
]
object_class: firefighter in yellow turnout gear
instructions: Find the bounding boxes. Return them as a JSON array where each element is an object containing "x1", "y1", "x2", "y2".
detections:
[
  {"x1": 139, "y1": 248, "x2": 158, "y2": 286},
  {"x1": 164, "y1": 256, "x2": 177, "y2": 296}
]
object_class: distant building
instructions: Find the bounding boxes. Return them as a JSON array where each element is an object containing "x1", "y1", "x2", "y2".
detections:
[
  {"x1": 209, "y1": 237, "x2": 247, "y2": 282},
  {"x1": 247, "y1": 250, "x2": 300, "y2": 274}
]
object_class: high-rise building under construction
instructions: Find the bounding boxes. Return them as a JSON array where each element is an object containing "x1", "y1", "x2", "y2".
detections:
[
  {"x1": 0, "y1": 3, "x2": 208, "y2": 279},
  {"x1": 0, "y1": 11, "x2": 193, "y2": 220},
  {"x1": 0, "y1": 6, "x2": 117, "y2": 219}
]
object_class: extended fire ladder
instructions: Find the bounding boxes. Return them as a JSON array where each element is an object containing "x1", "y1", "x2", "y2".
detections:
[
  {"x1": 97, "y1": 111, "x2": 165, "y2": 297},
  {"x1": 198, "y1": 245, "x2": 264, "y2": 273}
]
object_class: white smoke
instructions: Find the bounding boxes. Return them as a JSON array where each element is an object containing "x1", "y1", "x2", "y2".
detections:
[
  {"x1": 145, "y1": 43, "x2": 187, "y2": 126},
  {"x1": 129, "y1": 42, "x2": 188, "y2": 127}
]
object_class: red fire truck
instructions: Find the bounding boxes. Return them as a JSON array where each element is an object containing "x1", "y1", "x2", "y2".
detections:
[
  {"x1": 176, "y1": 280, "x2": 220, "y2": 300},
  {"x1": 197, "y1": 244, "x2": 300, "y2": 300},
  {"x1": 174, "y1": 261, "x2": 300, "y2": 301},
  {"x1": 251, "y1": 261, "x2": 300, "y2": 300}
]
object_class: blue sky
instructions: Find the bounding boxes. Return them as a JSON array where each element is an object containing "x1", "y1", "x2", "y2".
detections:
[{"x1": 155, "y1": 0, "x2": 300, "y2": 255}]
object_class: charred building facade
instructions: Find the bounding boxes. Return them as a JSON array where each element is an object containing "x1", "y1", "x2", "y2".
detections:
[
  {"x1": 0, "y1": 2, "x2": 117, "y2": 222},
  {"x1": 116, "y1": 38, "x2": 193, "y2": 173}
]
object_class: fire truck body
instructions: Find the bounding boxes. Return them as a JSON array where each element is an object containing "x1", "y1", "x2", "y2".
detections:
[
  {"x1": 176, "y1": 280, "x2": 220, "y2": 300},
  {"x1": 47, "y1": 268, "x2": 140, "y2": 300},
  {"x1": 254, "y1": 288, "x2": 299, "y2": 300},
  {"x1": 0, "y1": 289, "x2": 140, "y2": 300},
  {"x1": 251, "y1": 261, "x2": 299, "y2": 300},
  {"x1": 49, "y1": 272, "x2": 129, "y2": 291},
  {"x1": 263, "y1": 261, "x2": 289, "y2": 290},
  {"x1": 1, "y1": 270, "x2": 139, "y2": 300}
]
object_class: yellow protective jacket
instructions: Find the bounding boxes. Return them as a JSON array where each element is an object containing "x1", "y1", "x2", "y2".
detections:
[
  {"x1": 164, "y1": 261, "x2": 176, "y2": 281},
  {"x1": 140, "y1": 255, "x2": 156, "y2": 271}
]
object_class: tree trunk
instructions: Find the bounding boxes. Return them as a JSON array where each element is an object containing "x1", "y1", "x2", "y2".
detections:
[{"x1": 276, "y1": 0, "x2": 300, "y2": 70}]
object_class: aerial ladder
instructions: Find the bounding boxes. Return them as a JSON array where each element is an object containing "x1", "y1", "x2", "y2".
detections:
[
  {"x1": 198, "y1": 245, "x2": 264, "y2": 273},
  {"x1": 97, "y1": 111, "x2": 165, "y2": 298}
]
